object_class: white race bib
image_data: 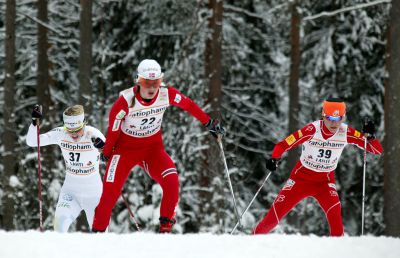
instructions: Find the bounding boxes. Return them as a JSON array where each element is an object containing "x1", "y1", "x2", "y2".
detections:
[
  {"x1": 121, "y1": 87, "x2": 170, "y2": 138},
  {"x1": 300, "y1": 121, "x2": 348, "y2": 172},
  {"x1": 59, "y1": 126, "x2": 103, "y2": 176}
]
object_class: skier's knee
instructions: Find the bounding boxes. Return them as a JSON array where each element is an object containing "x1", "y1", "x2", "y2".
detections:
[{"x1": 160, "y1": 172, "x2": 179, "y2": 187}]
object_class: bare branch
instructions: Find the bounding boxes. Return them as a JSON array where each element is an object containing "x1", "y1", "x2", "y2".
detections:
[{"x1": 303, "y1": 0, "x2": 391, "y2": 21}]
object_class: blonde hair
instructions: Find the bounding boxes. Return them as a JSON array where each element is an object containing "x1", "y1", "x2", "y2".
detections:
[{"x1": 64, "y1": 105, "x2": 84, "y2": 116}]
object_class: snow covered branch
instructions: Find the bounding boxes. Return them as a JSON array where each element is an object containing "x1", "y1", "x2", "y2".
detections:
[
  {"x1": 224, "y1": 3, "x2": 287, "y2": 20},
  {"x1": 303, "y1": 0, "x2": 391, "y2": 21},
  {"x1": 17, "y1": 11, "x2": 64, "y2": 36}
]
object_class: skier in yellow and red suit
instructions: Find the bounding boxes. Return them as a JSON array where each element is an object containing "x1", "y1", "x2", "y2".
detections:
[{"x1": 253, "y1": 98, "x2": 382, "y2": 236}]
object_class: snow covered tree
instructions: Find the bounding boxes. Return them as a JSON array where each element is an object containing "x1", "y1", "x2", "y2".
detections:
[{"x1": 0, "y1": 0, "x2": 391, "y2": 236}]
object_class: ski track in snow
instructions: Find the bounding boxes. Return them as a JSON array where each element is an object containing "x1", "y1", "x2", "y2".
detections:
[{"x1": 1, "y1": 231, "x2": 399, "y2": 258}]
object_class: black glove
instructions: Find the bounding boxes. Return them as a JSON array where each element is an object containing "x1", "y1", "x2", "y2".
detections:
[
  {"x1": 91, "y1": 137, "x2": 108, "y2": 161},
  {"x1": 91, "y1": 137, "x2": 105, "y2": 149},
  {"x1": 265, "y1": 158, "x2": 280, "y2": 172},
  {"x1": 100, "y1": 153, "x2": 109, "y2": 162},
  {"x1": 362, "y1": 117, "x2": 376, "y2": 140},
  {"x1": 205, "y1": 118, "x2": 226, "y2": 138},
  {"x1": 31, "y1": 104, "x2": 43, "y2": 126}
]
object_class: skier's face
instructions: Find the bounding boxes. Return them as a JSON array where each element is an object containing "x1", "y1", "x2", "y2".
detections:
[
  {"x1": 139, "y1": 85, "x2": 160, "y2": 99},
  {"x1": 323, "y1": 116, "x2": 343, "y2": 133},
  {"x1": 138, "y1": 77, "x2": 162, "y2": 99}
]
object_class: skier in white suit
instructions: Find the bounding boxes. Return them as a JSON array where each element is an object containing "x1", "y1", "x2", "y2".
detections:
[{"x1": 26, "y1": 104, "x2": 105, "y2": 232}]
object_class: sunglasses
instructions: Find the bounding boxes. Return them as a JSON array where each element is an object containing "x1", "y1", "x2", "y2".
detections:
[
  {"x1": 137, "y1": 77, "x2": 162, "y2": 88},
  {"x1": 325, "y1": 116, "x2": 343, "y2": 122},
  {"x1": 64, "y1": 124, "x2": 85, "y2": 134}
]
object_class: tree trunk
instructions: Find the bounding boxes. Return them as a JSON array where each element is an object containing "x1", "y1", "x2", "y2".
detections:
[
  {"x1": 37, "y1": 0, "x2": 51, "y2": 109},
  {"x1": 76, "y1": 0, "x2": 93, "y2": 231},
  {"x1": 201, "y1": 0, "x2": 224, "y2": 230},
  {"x1": 1, "y1": 0, "x2": 17, "y2": 231},
  {"x1": 287, "y1": 1, "x2": 301, "y2": 174},
  {"x1": 286, "y1": 0, "x2": 302, "y2": 233},
  {"x1": 384, "y1": 0, "x2": 400, "y2": 237},
  {"x1": 36, "y1": 0, "x2": 58, "y2": 229},
  {"x1": 78, "y1": 0, "x2": 93, "y2": 116},
  {"x1": 205, "y1": 0, "x2": 223, "y2": 117}
]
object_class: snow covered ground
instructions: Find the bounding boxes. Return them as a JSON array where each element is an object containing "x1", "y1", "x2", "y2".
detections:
[{"x1": 0, "y1": 231, "x2": 399, "y2": 258}]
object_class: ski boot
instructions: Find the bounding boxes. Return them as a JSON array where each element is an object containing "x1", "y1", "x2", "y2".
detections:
[{"x1": 159, "y1": 217, "x2": 176, "y2": 233}]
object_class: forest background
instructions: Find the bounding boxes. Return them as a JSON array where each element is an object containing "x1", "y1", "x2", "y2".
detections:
[{"x1": 1, "y1": 0, "x2": 399, "y2": 237}]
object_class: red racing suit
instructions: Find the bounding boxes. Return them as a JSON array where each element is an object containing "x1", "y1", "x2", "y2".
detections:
[
  {"x1": 253, "y1": 120, "x2": 383, "y2": 236},
  {"x1": 92, "y1": 85, "x2": 210, "y2": 231}
]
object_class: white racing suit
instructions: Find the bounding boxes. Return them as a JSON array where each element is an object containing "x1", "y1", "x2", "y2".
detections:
[{"x1": 26, "y1": 124, "x2": 105, "y2": 232}]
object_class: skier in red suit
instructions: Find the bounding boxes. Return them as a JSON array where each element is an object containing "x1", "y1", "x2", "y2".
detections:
[
  {"x1": 253, "y1": 98, "x2": 383, "y2": 236},
  {"x1": 92, "y1": 59, "x2": 225, "y2": 233}
]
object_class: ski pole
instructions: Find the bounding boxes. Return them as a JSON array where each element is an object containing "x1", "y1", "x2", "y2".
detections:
[
  {"x1": 217, "y1": 135, "x2": 242, "y2": 228},
  {"x1": 121, "y1": 193, "x2": 141, "y2": 231},
  {"x1": 361, "y1": 133, "x2": 368, "y2": 235},
  {"x1": 36, "y1": 119, "x2": 44, "y2": 232},
  {"x1": 231, "y1": 171, "x2": 272, "y2": 234}
]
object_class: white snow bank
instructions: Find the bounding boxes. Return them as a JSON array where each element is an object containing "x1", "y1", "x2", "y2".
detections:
[{"x1": 0, "y1": 231, "x2": 399, "y2": 258}]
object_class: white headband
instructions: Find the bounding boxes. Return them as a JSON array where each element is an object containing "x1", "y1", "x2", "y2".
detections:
[{"x1": 63, "y1": 113, "x2": 85, "y2": 130}]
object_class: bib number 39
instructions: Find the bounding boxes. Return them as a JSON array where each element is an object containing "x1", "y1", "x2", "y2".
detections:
[{"x1": 317, "y1": 149, "x2": 332, "y2": 159}]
